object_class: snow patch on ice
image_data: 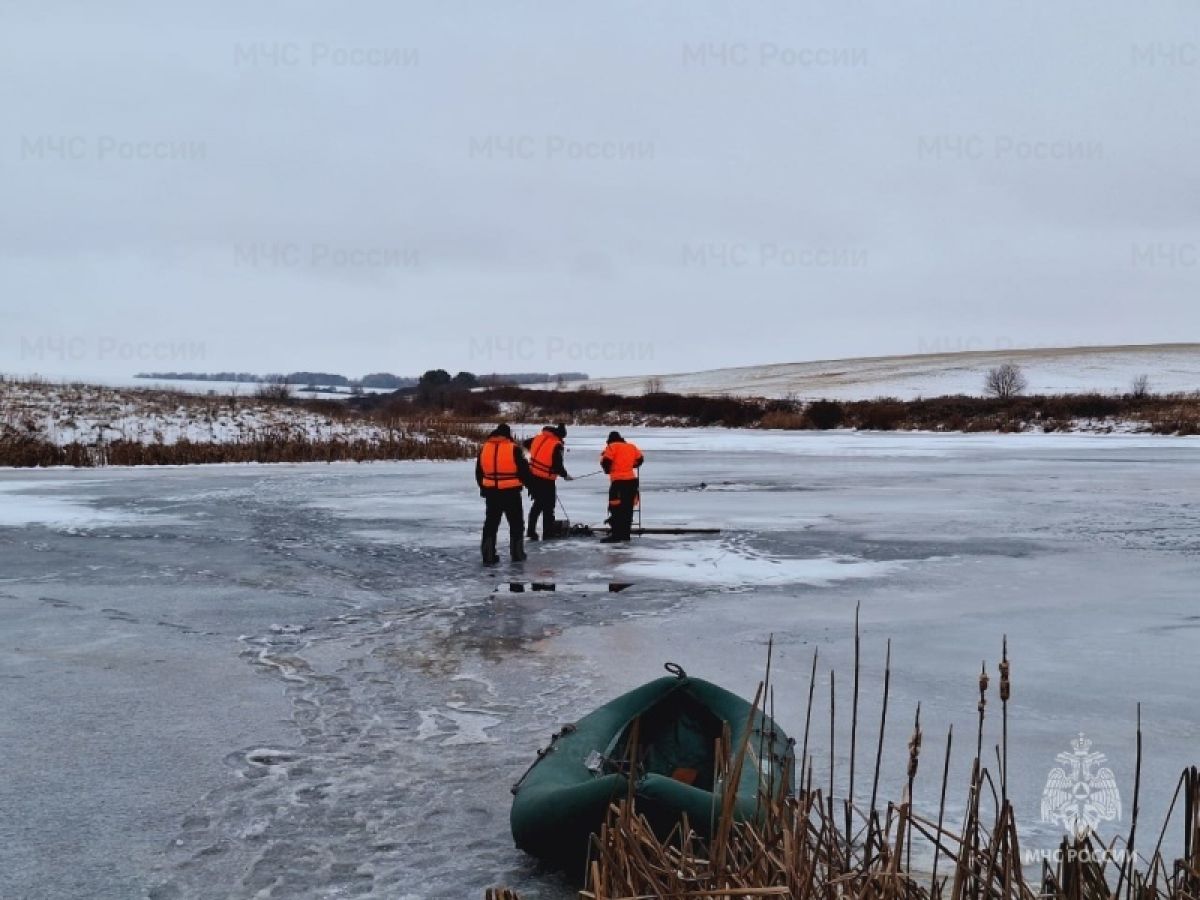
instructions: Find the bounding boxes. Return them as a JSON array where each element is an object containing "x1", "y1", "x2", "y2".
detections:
[
  {"x1": 0, "y1": 483, "x2": 140, "y2": 529},
  {"x1": 415, "y1": 706, "x2": 501, "y2": 745},
  {"x1": 618, "y1": 542, "x2": 906, "y2": 587},
  {"x1": 415, "y1": 709, "x2": 442, "y2": 741},
  {"x1": 439, "y1": 709, "x2": 501, "y2": 745}
]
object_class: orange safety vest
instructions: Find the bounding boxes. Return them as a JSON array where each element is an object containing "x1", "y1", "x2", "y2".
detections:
[
  {"x1": 528, "y1": 431, "x2": 562, "y2": 481},
  {"x1": 478, "y1": 437, "x2": 522, "y2": 490},
  {"x1": 601, "y1": 441, "x2": 642, "y2": 481}
]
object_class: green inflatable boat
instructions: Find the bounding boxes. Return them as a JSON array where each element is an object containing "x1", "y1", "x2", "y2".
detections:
[{"x1": 509, "y1": 664, "x2": 795, "y2": 875}]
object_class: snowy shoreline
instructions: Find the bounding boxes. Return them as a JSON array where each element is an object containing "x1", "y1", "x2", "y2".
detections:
[
  {"x1": 0, "y1": 378, "x2": 481, "y2": 466},
  {"x1": 3, "y1": 377, "x2": 1199, "y2": 472}
]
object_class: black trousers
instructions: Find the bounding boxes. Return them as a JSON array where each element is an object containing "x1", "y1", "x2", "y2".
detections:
[
  {"x1": 607, "y1": 479, "x2": 639, "y2": 540},
  {"x1": 482, "y1": 488, "x2": 524, "y2": 553},
  {"x1": 527, "y1": 477, "x2": 556, "y2": 537}
]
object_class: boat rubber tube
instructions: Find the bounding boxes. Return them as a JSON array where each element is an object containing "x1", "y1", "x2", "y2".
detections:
[{"x1": 510, "y1": 673, "x2": 794, "y2": 877}]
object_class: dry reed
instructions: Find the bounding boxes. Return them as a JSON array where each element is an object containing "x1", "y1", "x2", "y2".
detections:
[{"x1": 489, "y1": 632, "x2": 1200, "y2": 900}]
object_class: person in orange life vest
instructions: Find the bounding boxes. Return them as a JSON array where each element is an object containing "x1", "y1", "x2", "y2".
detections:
[
  {"x1": 475, "y1": 423, "x2": 533, "y2": 565},
  {"x1": 599, "y1": 431, "x2": 643, "y2": 543},
  {"x1": 524, "y1": 423, "x2": 573, "y2": 541}
]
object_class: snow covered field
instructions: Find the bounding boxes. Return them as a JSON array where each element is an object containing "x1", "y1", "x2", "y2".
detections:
[
  {"x1": 0, "y1": 379, "x2": 394, "y2": 447},
  {"x1": 39, "y1": 374, "x2": 395, "y2": 400},
  {"x1": 2, "y1": 428, "x2": 1199, "y2": 899},
  {"x1": 540, "y1": 344, "x2": 1200, "y2": 400}
]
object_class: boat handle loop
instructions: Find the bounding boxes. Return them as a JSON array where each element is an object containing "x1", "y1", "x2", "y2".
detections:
[{"x1": 664, "y1": 662, "x2": 687, "y2": 679}]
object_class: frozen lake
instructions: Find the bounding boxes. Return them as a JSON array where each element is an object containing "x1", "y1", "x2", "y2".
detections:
[{"x1": 2, "y1": 428, "x2": 1199, "y2": 899}]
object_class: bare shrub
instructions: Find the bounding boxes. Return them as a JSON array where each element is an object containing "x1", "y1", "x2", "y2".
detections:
[
  {"x1": 856, "y1": 399, "x2": 906, "y2": 430},
  {"x1": 643, "y1": 377, "x2": 664, "y2": 394},
  {"x1": 983, "y1": 363, "x2": 1028, "y2": 399},
  {"x1": 256, "y1": 379, "x2": 293, "y2": 402},
  {"x1": 1131, "y1": 373, "x2": 1152, "y2": 399},
  {"x1": 803, "y1": 399, "x2": 844, "y2": 430}
]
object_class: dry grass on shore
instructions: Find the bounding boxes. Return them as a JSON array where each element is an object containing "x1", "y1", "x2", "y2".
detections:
[
  {"x1": 0, "y1": 377, "x2": 485, "y2": 467},
  {"x1": 0, "y1": 429, "x2": 480, "y2": 467},
  {"x1": 490, "y1": 634, "x2": 1200, "y2": 900}
]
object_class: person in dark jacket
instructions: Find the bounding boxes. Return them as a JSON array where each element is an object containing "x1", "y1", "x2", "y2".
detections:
[
  {"x1": 599, "y1": 431, "x2": 644, "y2": 543},
  {"x1": 525, "y1": 423, "x2": 572, "y2": 541},
  {"x1": 475, "y1": 423, "x2": 533, "y2": 564}
]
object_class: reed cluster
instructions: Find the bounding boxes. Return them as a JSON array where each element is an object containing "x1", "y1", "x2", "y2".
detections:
[{"x1": 491, "y1": 628, "x2": 1200, "y2": 900}]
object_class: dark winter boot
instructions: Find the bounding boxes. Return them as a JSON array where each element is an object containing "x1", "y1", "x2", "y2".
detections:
[
  {"x1": 481, "y1": 535, "x2": 499, "y2": 566},
  {"x1": 526, "y1": 529, "x2": 539, "y2": 542},
  {"x1": 511, "y1": 537, "x2": 527, "y2": 562}
]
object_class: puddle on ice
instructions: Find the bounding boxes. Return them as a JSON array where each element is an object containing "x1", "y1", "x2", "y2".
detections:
[
  {"x1": 494, "y1": 581, "x2": 634, "y2": 593},
  {"x1": 617, "y1": 542, "x2": 907, "y2": 587},
  {"x1": 660, "y1": 480, "x2": 788, "y2": 493}
]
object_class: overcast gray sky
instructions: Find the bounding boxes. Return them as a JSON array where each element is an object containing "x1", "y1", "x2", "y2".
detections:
[{"x1": 2, "y1": 0, "x2": 1197, "y2": 380}]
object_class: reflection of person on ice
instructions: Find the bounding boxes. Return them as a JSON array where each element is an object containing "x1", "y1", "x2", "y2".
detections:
[
  {"x1": 599, "y1": 431, "x2": 643, "y2": 543},
  {"x1": 524, "y1": 423, "x2": 572, "y2": 541},
  {"x1": 475, "y1": 423, "x2": 533, "y2": 565}
]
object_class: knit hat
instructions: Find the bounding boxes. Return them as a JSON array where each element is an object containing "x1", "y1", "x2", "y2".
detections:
[
  {"x1": 606, "y1": 431, "x2": 622, "y2": 444},
  {"x1": 554, "y1": 423, "x2": 568, "y2": 439},
  {"x1": 494, "y1": 423, "x2": 512, "y2": 438}
]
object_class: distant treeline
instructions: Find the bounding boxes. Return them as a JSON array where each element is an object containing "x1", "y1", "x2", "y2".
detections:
[
  {"x1": 353, "y1": 380, "x2": 770, "y2": 425},
  {"x1": 135, "y1": 370, "x2": 588, "y2": 388},
  {"x1": 134, "y1": 371, "x2": 417, "y2": 388},
  {"x1": 352, "y1": 380, "x2": 1200, "y2": 435},
  {"x1": 478, "y1": 372, "x2": 589, "y2": 386}
]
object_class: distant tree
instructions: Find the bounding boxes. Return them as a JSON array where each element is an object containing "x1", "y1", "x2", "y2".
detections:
[
  {"x1": 984, "y1": 363, "x2": 1028, "y2": 399},
  {"x1": 644, "y1": 376, "x2": 664, "y2": 394},
  {"x1": 414, "y1": 368, "x2": 477, "y2": 408},
  {"x1": 420, "y1": 369, "x2": 452, "y2": 388},
  {"x1": 1130, "y1": 373, "x2": 1151, "y2": 399}
]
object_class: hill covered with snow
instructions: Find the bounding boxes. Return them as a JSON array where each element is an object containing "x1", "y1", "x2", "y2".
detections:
[{"x1": 542, "y1": 344, "x2": 1200, "y2": 401}]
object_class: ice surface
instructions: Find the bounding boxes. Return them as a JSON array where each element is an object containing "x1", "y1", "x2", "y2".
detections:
[{"x1": 2, "y1": 427, "x2": 1199, "y2": 899}]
